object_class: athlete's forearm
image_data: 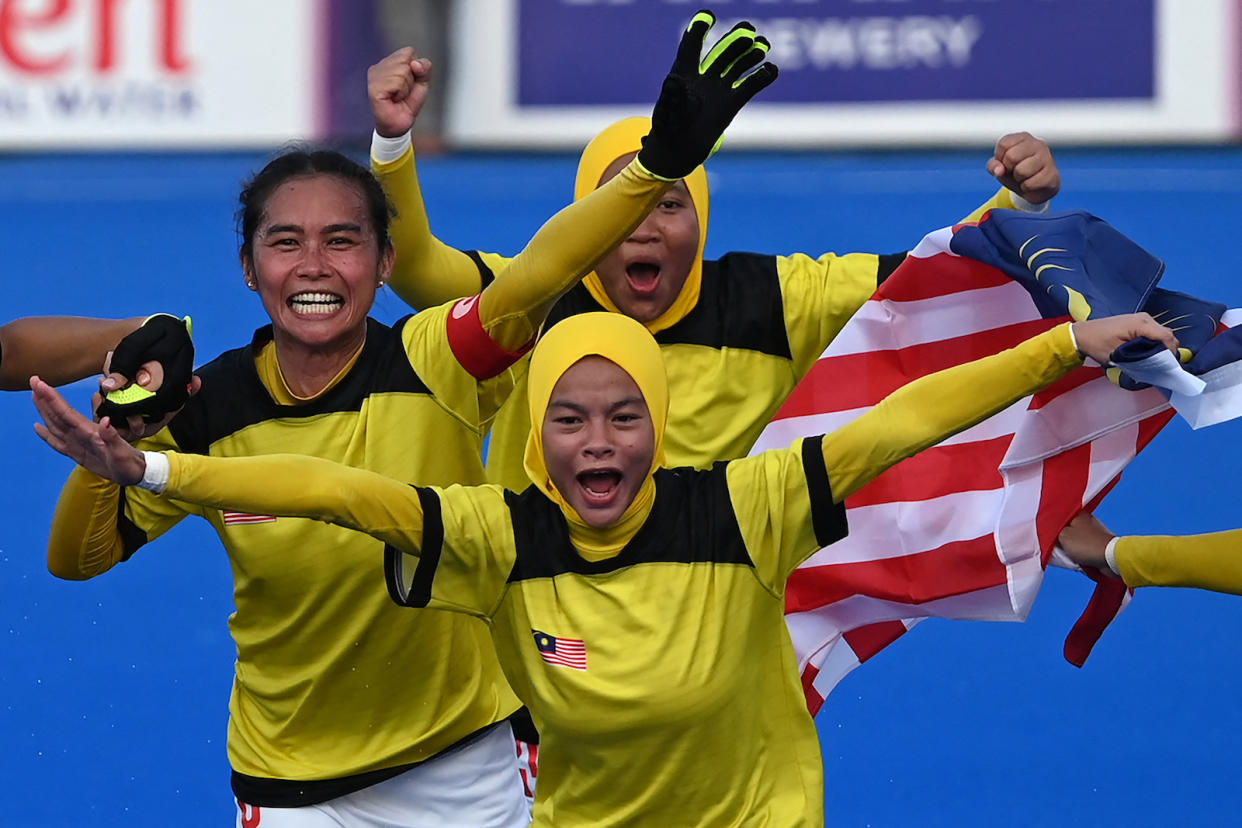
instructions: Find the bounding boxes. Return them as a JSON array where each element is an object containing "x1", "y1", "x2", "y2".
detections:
[
  {"x1": 47, "y1": 466, "x2": 128, "y2": 580},
  {"x1": 0, "y1": 316, "x2": 143, "y2": 390},
  {"x1": 821, "y1": 323, "x2": 1082, "y2": 501},
  {"x1": 374, "y1": 147, "x2": 484, "y2": 310},
  {"x1": 1116, "y1": 529, "x2": 1242, "y2": 594},
  {"x1": 164, "y1": 452, "x2": 427, "y2": 553},
  {"x1": 477, "y1": 160, "x2": 671, "y2": 350}
]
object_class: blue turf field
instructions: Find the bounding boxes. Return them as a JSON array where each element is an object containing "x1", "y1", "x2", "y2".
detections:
[{"x1": 4, "y1": 146, "x2": 1242, "y2": 826}]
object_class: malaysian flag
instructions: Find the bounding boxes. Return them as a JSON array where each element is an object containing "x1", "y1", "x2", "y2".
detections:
[
  {"x1": 755, "y1": 209, "x2": 1242, "y2": 715},
  {"x1": 222, "y1": 510, "x2": 277, "y2": 526},
  {"x1": 532, "y1": 629, "x2": 588, "y2": 671}
]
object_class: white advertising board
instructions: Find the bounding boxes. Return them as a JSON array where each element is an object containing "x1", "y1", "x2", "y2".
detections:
[
  {"x1": 447, "y1": 0, "x2": 1238, "y2": 148},
  {"x1": 0, "y1": 0, "x2": 320, "y2": 148}
]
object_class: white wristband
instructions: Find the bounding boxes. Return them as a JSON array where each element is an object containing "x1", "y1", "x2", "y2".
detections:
[
  {"x1": 1067, "y1": 322, "x2": 1079, "y2": 354},
  {"x1": 371, "y1": 130, "x2": 413, "y2": 165},
  {"x1": 139, "y1": 451, "x2": 170, "y2": 493},
  {"x1": 1011, "y1": 191, "x2": 1051, "y2": 214},
  {"x1": 1104, "y1": 536, "x2": 1121, "y2": 577}
]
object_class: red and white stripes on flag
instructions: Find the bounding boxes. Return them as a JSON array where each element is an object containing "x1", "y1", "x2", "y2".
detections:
[{"x1": 753, "y1": 226, "x2": 1175, "y2": 715}]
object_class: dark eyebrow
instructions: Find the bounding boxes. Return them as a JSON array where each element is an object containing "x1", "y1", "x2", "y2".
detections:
[
  {"x1": 547, "y1": 396, "x2": 646, "y2": 414},
  {"x1": 547, "y1": 399, "x2": 587, "y2": 415},
  {"x1": 323, "y1": 223, "x2": 364, "y2": 235},
  {"x1": 262, "y1": 222, "x2": 364, "y2": 236}
]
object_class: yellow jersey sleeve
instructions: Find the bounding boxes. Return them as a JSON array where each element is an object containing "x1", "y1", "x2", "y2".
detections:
[
  {"x1": 390, "y1": 484, "x2": 518, "y2": 618},
  {"x1": 1115, "y1": 530, "x2": 1242, "y2": 595},
  {"x1": 161, "y1": 451, "x2": 516, "y2": 617},
  {"x1": 725, "y1": 439, "x2": 848, "y2": 593},
  {"x1": 373, "y1": 146, "x2": 487, "y2": 309},
  {"x1": 164, "y1": 450, "x2": 428, "y2": 556},
  {"x1": 777, "y1": 251, "x2": 883, "y2": 378},
  {"x1": 47, "y1": 427, "x2": 194, "y2": 580},
  {"x1": 400, "y1": 305, "x2": 514, "y2": 427},
  {"x1": 475, "y1": 160, "x2": 671, "y2": 351},
  {"x1": 820, "y1": 323, "x2": 1082, "y2": 501}
]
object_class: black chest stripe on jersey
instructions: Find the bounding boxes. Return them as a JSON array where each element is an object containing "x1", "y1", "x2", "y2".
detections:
[
  {"x1": 168, "y1": 317, "x2": 435, "y2": 454},
  {"x1": 545, "y1": 253, "x2": 793, "y2": 358},
  {"x1": 504, "y1": 465, "x2": 755, "y2": 582}
]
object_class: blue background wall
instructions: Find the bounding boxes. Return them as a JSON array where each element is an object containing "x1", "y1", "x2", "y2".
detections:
[{"x1": 3, "y1": 147, "x2": 1242, "y2": 826}]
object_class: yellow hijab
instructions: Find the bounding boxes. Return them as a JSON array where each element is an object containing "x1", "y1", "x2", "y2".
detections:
[
  {"x1": 523, "y1": 312, "x2": 670, "y2": 558},
  {"x1": 574, "y1": 117, "x2": 711, "y2": 335}
]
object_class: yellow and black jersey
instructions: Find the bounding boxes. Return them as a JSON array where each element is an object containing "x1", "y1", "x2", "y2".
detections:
[
  {"x1": 482, "y1": 248, "x2": 899, "y2": 490},
  {"x1": 157, "y1": 441, "x2": 847, "y2": 827},
  {"x1": 148, "y1": 320, "x2": 1085, "y2": 825},
  {"x1": 47, "y1": 306, "x2": 521, "y2": 806}
]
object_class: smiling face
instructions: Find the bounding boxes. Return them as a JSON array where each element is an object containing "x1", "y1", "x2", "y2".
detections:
[
  {"x1": 591, "y1": 152, "x2": 701, "y2": 323},
  {"x1": 541, "y1": 356, "x2": 656, "y2": 528},
  {"x1": 242, "y1": 173, "x2": 394, "y2": 362}
]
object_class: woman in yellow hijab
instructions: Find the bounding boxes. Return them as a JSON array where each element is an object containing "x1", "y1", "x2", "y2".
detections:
[
  {"x1": 374, "y1": 92, "x2": 1065, "y2": 496},
  {"x1": 32, "y1": 310, "x2": 1175, "y2": 826}
]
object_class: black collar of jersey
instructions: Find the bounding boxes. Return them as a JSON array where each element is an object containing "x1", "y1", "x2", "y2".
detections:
[
  {"x1": 503, "y1": 465, "x2": 756, "y2": 582},
  {"x1": 168, "y1": 316, "x2": 432, "y2": 454},
  {"x1": 545, "y1": 254, "x2": 793, "y2": 358}
]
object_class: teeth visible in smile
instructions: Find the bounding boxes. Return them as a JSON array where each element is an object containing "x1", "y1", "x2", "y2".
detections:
[{"x1": 289, "y1": 293, "x2": 343, "y2": 314}]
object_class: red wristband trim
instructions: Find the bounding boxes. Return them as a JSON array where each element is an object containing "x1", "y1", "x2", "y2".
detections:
[{"x1": 445, "y1": 295, "x2": 534, "y2": 380}]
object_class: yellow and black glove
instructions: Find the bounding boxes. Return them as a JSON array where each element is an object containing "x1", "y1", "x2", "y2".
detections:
[
  {"x1": 636, "y1": 9, "x2": 778, "y2": 181},
  {"x1": 96, "y1": 313, "x2": 194, "y2": 423}
]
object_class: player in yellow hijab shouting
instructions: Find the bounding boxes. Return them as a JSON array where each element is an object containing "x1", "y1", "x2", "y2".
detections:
[{"x1": 32, "y1": 308, "x2": 1174, "y2": 826}]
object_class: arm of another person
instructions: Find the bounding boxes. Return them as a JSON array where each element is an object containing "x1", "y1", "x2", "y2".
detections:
[
  {"x1": 33, "y1": 377, "x2": 513, "y2": 613},
  {"x1": 1060, "y1": 512, "x2": 1242, "y2": 595},
  {"x1": 369, "y1": 48, "x2": 501, "y2": 309},
  {"x1": 781, "y1": 133, "x2": 1062, "y2": 376},
  {"x1": 0, "y1": 316, "x2": 142, "y2": 390}
]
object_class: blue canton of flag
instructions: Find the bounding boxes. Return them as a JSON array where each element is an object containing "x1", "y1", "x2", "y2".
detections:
[{"x1": 532, "y1": 629, "x2": 588, "y2": 671}]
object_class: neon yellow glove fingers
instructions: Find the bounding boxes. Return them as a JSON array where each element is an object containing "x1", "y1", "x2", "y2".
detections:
[
  {"x1": 700, "y1": 21, "x2": 757, "y2": 76},
  {"x1": 674, "y1": 10, "x2": 716, "y2": 74},
  {"x1": 721, "y1": 36, "x2": 771, "y2": 87}
]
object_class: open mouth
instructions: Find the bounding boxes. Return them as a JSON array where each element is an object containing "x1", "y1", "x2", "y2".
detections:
[
  {"x1": 624, "y1": 261, "x2": 662, "y2": 297},
  {"x1": 576, "y1": 468, "x2": 623, "y2": 504},
  {"x1": 288, "y1": 291, "x2": 344, "y2": 316}
]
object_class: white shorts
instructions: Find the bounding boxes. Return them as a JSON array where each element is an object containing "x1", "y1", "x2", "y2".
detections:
[{"x1": 235, "y1": 723, "x2": 531, "y2": 828}]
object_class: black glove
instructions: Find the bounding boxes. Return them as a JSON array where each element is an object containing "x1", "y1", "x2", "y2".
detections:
[
  {"x1": 636, "y1": 10, "x2": 779, "y2": 181},
  {"x1": 96, "y1": 314, "x2": 195, "y2": 424}
]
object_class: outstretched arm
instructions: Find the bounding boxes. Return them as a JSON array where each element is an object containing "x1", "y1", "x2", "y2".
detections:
[
  {"x1": 369, "y1": 47, "x2": 486, "y2": 309},
  {"x1": 32, "y1": 376, "x2": 429, "y2": 554},
  {"x1": 820, "y1": 314, "x2": 1177, "y2": 502},
  {"x1": 0, "y1": 316, "x2": 142, "y2": 389},
  {"x1": 473, "y1": 12, "x2": 779, "y2": 353},
  {"x1": 1060, "y1": 512, "x2": 1242, "y2": 595}
]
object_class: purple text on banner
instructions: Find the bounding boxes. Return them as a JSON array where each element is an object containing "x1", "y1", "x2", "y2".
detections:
[{"x1": 518, "y1": 0, "x2": 1154, "y2": 107}]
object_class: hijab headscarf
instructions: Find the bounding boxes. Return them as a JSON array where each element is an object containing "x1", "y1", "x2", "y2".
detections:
[
  {"x1": 573, "y1": 117, "x2": 711, "y2": 335},
  {"x1": 523, "y1": 312, "x2": 670, "y2": 557}
]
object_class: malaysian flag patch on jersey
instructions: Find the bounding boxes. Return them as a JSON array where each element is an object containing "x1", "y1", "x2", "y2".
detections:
[
  {"x1": 532, "y1": 630, "x2": 587, "y2": 671},
  {"x1": 222, "y1": 511, "x2": 277, "y2": 526}
]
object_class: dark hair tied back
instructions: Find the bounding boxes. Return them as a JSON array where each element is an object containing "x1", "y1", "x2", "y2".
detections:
[{"x1": 237, "y1": 147, "x2": 395, "y2": 260}]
